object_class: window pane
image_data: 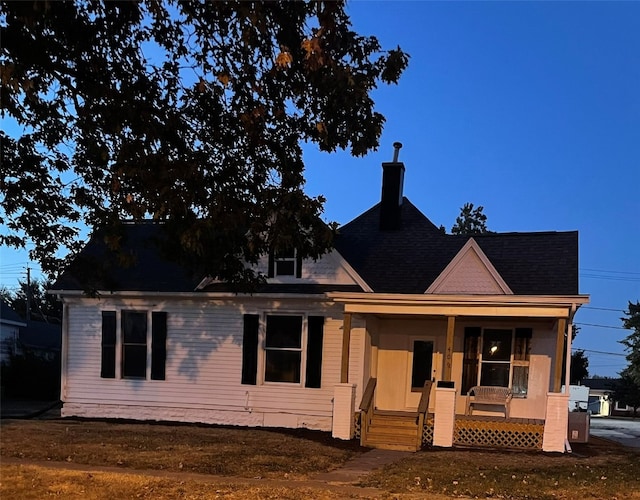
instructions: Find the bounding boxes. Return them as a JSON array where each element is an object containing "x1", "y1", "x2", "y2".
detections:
[
  {"x1": 275, "y1": 260, "x2": 295, "y2": 276},
  {"x1": 480, "y1": 363, "x2": 510, "y2": 387},
  {"x1": 411, "y1": 340, "x2": 433, "y2": 389},
  {"x1": 275, "y1": 248, "x2": 295, "y2": 259},
  {"x1": 123, "y1": 311, "x2": 147, "y2": 343},
  {"x1": 123, "y1": 345, "x2": 147, "y2": 378},
  {"x1": 265, "y1": 350, "x2": 301, "y2": 383},
  {"x1": 482, "y1": 329, "x2": 512, "y2": 362},
  {"x1": 512, "y1": 366, "x2": 529, "y2": 396},
  {"x1": 266, "y1": 316, "x2": 302, "y2": 348},
  {"x1": 514, "y1": 328, "x2": 532, "y2": 361}
]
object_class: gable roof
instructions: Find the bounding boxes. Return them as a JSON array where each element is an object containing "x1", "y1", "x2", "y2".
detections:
[
  {"x1": 52, "y1": 200, "x2": 579, "y2": 297},
  {"x1": 425, "y1": 238, "x2": 513, "y2": 294},
  {"x1": 334, "y1": 198, "x2": 579, "y2": 295},
  {"x1": 52, "y1": 223, "x2": 203, "y2": 293}
]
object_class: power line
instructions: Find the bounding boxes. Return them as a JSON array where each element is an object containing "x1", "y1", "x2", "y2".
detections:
[
  {"x1": 572, "y1": 348, "x2": 626, "y2": 357},
  {"x1": 581, "y1": 274, "x2": 640, "y2": 282},
  {"x1": 575, "y1": 322, "x2": 628, "y2": 330},
  {"x1": 582, "y1": 306, "x2": 625, "y2": 313},
  {"x1": 581, "y1": 267, "x2": 640, "y2": 275}
]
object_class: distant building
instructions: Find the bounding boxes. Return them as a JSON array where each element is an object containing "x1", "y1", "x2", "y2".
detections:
[
  {"x1": 0, "y1": 300, "x2": 26, "y2": 364},
  {"x1": 582, "y1": 378, "x2": 635, "y2": 416}
]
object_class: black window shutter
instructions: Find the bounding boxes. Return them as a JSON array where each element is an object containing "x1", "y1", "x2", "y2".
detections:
[
  {"x1": 101, "y1": 311, "x2": 116, "y2": 378},
  {"x1": 242, "y1": 314, "x2": 260, "y2": 385},
  {"x1": 267, "y1": 252, "x2": 274, "y2": 278},
  {"x1": 295, "y1": 252, "x2": 303, "y2": 278},
  {"x1": 305, "y1": 316, "x2": 324, "y2": 388},
  {"x1": 151, "y1": 312, "x2": 167, "y2": 380}
]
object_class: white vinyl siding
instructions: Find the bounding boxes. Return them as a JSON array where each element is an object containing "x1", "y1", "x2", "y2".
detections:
[{"x1": 62, "y1": 297, "x2": 347, "y2": 429}]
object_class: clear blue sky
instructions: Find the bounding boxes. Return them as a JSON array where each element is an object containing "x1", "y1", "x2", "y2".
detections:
[
  {"x1": 1, "y1": 1, "x2": 638, "y2": 377},
  {"x1": 303, "y1": 0, "x2": 640, "y2": 377}
]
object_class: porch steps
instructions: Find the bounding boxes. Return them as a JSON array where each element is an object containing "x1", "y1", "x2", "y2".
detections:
[{"x1": 363, "y1": 411, "x2": 421, "y2": 452}]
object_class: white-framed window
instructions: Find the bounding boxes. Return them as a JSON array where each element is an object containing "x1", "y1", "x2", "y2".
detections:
[
  {"x1": 275, "y1": 249, "x2": 296, "y2": 276},
  {"x1": 268, "y1": 249, "x2": 302, "y2": 279},
  {"x1": 101, "y1": 310, "x2": 167, "y2": 381},
  {"x1": 241, "y1": 313, "x2": 324, "y2": 388},
  {"x1": 615, "y1": 400, "x2": 630, "y2": 411},
  {"x1": 461, "y1": 327, "x2": 532, "y2": 397},
  {"x1": 264, "y1": 315, "x2": 303, "y2": 383}
]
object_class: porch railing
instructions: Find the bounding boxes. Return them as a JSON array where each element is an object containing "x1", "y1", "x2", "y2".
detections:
[
  {"x1": 416, "y1": 379, "x2": 433, "y2": 449},
  {"x1": 359, "y1": 377, "x2": 377, "y2": 446}
]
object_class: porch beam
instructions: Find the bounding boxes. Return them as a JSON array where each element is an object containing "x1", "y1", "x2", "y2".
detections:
[
  {"x1": 340, "y1": 313, "x2": 352, "y2": 383},
  {"x1": 444, "y1": 316, "x2": 455, "y2": 381},
  {"x1": 342, "y1": 303, "x2": 571, "y2": 318},
  {"x1": 553, "y1": 318, "x2": 567, "y2": 392}
]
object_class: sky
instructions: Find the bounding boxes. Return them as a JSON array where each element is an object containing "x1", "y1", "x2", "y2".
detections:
[{"x1": 1, "y1": 1, "x2": 639, "y2": 377}]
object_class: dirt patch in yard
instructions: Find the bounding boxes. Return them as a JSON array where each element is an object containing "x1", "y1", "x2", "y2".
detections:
[{"x1": 0, "y1": 419, "x2": 362, "y2": 479}]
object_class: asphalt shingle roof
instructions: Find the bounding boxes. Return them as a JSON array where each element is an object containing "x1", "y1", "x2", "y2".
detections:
[
  {"x1": 53, "y1": 198, "x2": 579, "y2": 296},
  {"x1": 334, "y1": 198, "x2": 579, "y2": 295}
]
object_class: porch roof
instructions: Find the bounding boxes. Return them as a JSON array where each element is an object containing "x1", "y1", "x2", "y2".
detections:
[{"x1": 327, "y1": 292, "x2": 589, "y2": 318}]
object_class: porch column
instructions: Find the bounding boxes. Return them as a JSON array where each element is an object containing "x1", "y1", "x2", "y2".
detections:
[
  {"x1": 444, "y1": 316, "x2": 456, "y2": 381},
  {"x1": 332, "y1": 383, "x2": 356, "y2": 440},
  {"x1": 340, "y1": 313, "x2": 352, "y2": 383},
  {"x1": 542, "y1": 392, "x2": 570, "y2": 452},
  {"x1": 433, "y1": 385, "x2": 457, "y2": 448},
  {"x1": 553, "y1": 318, "x2": 567, "y2": 392}
]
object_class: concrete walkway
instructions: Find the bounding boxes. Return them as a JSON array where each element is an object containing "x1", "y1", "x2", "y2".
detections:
[{"x1": 314, "y1": 449, "x2": 412, "y2": 484}]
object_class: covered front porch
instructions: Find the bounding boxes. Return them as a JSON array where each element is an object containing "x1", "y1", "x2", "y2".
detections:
[{"x1": 328, "y1": 292, "x2": 588, "y2": 453}]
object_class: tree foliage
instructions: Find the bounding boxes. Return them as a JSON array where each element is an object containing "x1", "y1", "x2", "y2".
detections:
[
  {"x1": 0, "y1": 278, "x2": 62, "y2": 323},
  {"x1": 0, "y1": 0, "x2": 408, "y2": 282},
  {"x1": 570, "y1": 350, "x2": 589, "y2": 385},
  {"x1": 607, "y1": 301, "x2": 640, "y2": 416},
  {"x1": 620, "y1": 301, "x2": 640, "y2": 385},
  {"x1": 609, "y1": 372, "x2": 640, "y2": 417},
  {"x1": 450, "y1": 202, "x2": 492, "y2": 235}
]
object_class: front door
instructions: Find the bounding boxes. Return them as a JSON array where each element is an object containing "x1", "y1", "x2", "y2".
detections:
[
  {"x1": 375, "y1": 332, "x2": 436, "y2": 411},
  {"x1": 405, "y1": 338, "x2": 435, "y2": 408}
]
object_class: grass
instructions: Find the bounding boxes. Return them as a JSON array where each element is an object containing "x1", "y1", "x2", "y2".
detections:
[
  {"x1": 1, "y1": 418, "x2": 639, "y2": 499},
  {"x1": 362, "y1": 438, "x2": 640, "y2": 499}
]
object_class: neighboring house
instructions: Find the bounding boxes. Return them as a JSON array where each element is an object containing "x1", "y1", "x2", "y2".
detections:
[
  {"x1": 583, "y1": 378, "x2": 634, "y2": 417},
  {"x1": 20, "y1": 320, "x2": 62, "y2": 360},
  {"x1": 0, "y1": 300, "x2": 26, "y2": 364},
  {"x1": 50, "y1": 151, "x2": 589, "y2": 452}
]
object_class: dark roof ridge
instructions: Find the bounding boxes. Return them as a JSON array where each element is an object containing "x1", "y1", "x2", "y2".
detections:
[
  {"x1": 338, "y1": 197, "x2": 441, "y2": 233},
  {"x1": 450, "y1": 229, "x2": 579, "y2": 238}
]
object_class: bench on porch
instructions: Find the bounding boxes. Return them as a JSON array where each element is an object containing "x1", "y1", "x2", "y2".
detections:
[{"x1": 466, "y1": 386, "x2": 513, "y2": 419}]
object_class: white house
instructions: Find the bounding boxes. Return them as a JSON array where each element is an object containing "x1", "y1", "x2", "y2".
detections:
[{"x1": 51, "y1": 150, "x2": 588, "y2": 452}]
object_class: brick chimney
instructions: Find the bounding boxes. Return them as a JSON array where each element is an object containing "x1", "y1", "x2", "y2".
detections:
[{"x1": 379, "y1": 142, "x2": 405, "y2": 230}]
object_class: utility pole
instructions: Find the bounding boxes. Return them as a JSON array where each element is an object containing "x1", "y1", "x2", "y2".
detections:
[{"x1": 26, "y1": 265, "x2": 31, "y2": 321}]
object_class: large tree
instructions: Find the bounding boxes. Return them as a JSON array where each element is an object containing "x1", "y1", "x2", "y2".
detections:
[
  {"x1": 608, "y1": 301, "x2": 640, "y2": 416},
  {"x1": 570, "y1": 350, "x2": 589, "y2": 385},
  {"x1": 450, "y1": 202, "x2": 492, "y2": 235},
  {"x1": 0, "y1": 1, "x2": 408, "y2": 282},
  {"x1": 620, "y1": 301, "x2": 640, "y2": 385},
  {"x1": 0, "y1": 278, "x2": 63, "y2": 323}
]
